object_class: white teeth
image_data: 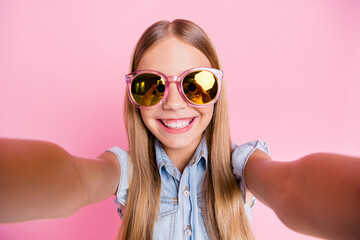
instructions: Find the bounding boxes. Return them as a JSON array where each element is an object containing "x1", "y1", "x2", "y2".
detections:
[{"x1": 162, "y1": 119, "x2": 192, "y2": 129}]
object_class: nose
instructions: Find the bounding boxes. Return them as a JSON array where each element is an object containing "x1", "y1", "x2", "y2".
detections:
[{"x1": 163, "y1": 82, "x2": 187, "y2": 110}]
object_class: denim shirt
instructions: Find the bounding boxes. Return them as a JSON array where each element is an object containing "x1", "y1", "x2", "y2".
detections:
[{"x1": 106, "y1": 136, "x2": 270, "y2": 239}]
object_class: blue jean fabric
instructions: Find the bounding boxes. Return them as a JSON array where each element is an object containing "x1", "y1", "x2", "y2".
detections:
[{"x1": 106, "y1": 135, "x2": 270, "y2": 239}]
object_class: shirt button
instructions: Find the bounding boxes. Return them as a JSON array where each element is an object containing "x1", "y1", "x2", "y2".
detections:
[
  {"x1": 184, "y1": 225, "x2": 192, "y2": 237},
  {"x1": 184, "y1": 186, "x2": 190, "y2": 197},
  {"x1": 183, "y1": 189, "x2": 190, "y2": 197}
]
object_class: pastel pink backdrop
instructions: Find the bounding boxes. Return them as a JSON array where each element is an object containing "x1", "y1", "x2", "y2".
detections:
[{"x1": 1, "y1": 0, "x2": 359, "y2": 239}]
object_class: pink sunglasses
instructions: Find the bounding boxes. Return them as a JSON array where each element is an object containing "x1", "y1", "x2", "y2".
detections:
[{"x1": 125, "y1": 67, "x2": 223, "y2": 109}]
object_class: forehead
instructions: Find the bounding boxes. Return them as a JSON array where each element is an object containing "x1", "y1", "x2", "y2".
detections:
[{"x1": 136, "y1": 36, "x2": 212, "y2": 76}]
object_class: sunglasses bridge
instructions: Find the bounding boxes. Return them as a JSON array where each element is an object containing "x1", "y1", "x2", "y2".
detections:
[{"x1": 163, "y1": 75, "x2": 180, "y2": 83}]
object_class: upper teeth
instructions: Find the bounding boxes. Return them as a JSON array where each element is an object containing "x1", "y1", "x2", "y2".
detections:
[{"x1": 162, "y1": 119, "x2": 192, "y2": 129}]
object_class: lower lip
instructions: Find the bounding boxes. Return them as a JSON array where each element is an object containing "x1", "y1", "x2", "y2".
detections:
[{"x1": 157, "y1": 117, "x2": 197, "y2": 134}]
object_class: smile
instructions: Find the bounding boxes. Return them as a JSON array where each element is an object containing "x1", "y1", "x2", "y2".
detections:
[
  {"x1": 158, "y1": 117, "x2": 196, "y2": 134},
  {"x1": 161, "y1": 118, "x2": 194, "y2": 129}
]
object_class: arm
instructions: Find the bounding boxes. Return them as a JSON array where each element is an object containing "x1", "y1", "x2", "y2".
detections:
[
  {"x1": 0, "y1": 138, "x2": 120, "y2": 223},
  {"x1": 246, "y1": 149, "x2": 360, "y2": 240}
]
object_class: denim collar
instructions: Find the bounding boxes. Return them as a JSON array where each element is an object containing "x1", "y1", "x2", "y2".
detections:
[{"x1": 154, "y1": 134, "x2": 208, "y2": 181}]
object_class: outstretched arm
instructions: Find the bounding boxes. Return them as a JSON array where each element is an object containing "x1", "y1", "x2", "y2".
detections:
[
  {"x1": 246, "y1": 149, "x2": 360, "y2": 240},
  {"x1": 0, "y1": 138, "x2": 120, "y2": 223}
]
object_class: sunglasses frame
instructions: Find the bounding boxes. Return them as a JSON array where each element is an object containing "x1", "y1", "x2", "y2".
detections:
[{"x1": 125, "y1": 67, "x2": 223, "y2": 109}]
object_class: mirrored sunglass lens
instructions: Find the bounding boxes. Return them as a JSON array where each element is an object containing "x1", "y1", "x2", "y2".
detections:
[
  {"x1": 131, "y1": 73, "x2": 165, "y2": 106},
  {"x1": 182, "y1": 70, "x2": 218, "y2": 104}
]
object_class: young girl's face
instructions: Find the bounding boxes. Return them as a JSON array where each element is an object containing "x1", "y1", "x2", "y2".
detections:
[{"x1": 137, "y1": 36, "x2": 214, "y2": 153}]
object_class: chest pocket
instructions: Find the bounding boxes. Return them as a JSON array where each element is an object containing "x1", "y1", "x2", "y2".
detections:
[
  {"x1": 157, "y1": 196, "x2": 178, "y2": 219},
  {"x1": 154, "y1": 196, "x2": 178, "y2": 240}
]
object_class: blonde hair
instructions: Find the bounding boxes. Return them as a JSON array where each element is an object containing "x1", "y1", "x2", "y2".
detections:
[{"x1": 120, "y1": 19, "x2": 255, "y2": 240}]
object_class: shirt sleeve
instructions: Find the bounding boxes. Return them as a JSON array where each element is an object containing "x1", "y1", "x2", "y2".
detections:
[
  {"x1": 105, "y1": 146, "x2": 131, "y2": 217},
  {"x1": 232, "y1": 140, "x2": 270, "y2": 219}
]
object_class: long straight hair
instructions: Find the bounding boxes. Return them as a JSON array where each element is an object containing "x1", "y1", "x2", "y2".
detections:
[{"x1": 120, "y1": 19, "x2": 255, "y2": 240}]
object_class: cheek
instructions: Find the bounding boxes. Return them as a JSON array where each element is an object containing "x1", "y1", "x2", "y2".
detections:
[
  {"x1": 140, "y1": 109, "x2": 146, "y2": 122},
  {"x1": 139, "y1": 109, "x2": 154, "y2": 130},
  {"x1": 200, "y1": 106, "x2": 214, "y2": 126}
]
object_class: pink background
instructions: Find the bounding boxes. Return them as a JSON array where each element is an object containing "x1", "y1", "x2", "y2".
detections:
[{"x1": 1, "y1": 0, "x2": 359, "y2": 239}]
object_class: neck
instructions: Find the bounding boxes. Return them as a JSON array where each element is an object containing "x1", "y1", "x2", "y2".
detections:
[{"x1": 163, "y1": 136, "x2": 202, "y2": 173}]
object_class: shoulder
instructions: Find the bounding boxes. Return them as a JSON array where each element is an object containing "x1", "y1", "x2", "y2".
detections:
[
  {"x1": 103, "y1": 146, "x2": 129, "y2": 160},
  {"x1": 97, "y1": 147, "x2": 128, "y2": 170},
  {"x1": 231, "y1": 140, "x2": 270, "y2": 171},
  {"x1": 232, "y1": 140, "x2": 270, "y2": 155}
]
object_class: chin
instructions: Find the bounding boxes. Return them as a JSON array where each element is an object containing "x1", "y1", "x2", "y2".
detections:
[
  {"x1": 158, "y1": 134, "x2": 201, "y2": 150},
  {"x1": 160, "y1": 136, "x2": 190, "y2": 149}
]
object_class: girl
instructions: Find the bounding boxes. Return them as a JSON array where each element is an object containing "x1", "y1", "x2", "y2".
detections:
[{"x1": 1, "y1": 19, "x2": 360, "y2": 240}]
